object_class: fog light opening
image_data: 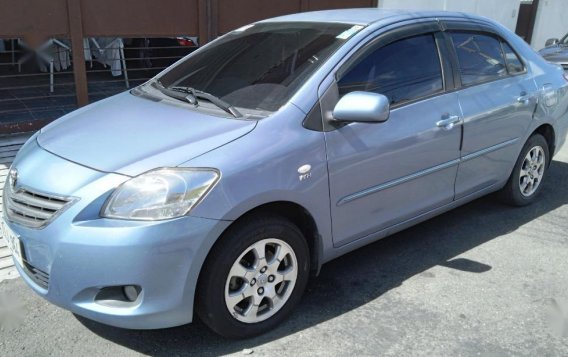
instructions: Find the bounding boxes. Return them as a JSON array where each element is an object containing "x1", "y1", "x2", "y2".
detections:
[
  {"x1": 123, "y1": 285, "x2": 140, "y2": 302},
  {"x1": 94, "y1": 285, "x2": 142, "y2": 307}
]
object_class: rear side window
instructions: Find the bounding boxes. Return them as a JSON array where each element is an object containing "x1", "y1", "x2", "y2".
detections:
[
  {"x1": 337, "y1": 34, "x2": 443, "y2": 106},
  {"x1": 501, "y1": 42, "x2": 525, "y2": 74},
  {"x1": 449, "y1": 32, "x2": 507, "y2": 86}
]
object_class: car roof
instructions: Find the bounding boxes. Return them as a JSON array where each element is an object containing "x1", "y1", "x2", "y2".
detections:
[{"x1": 259, "y1": 8, "x2": 489, "y2": 26}]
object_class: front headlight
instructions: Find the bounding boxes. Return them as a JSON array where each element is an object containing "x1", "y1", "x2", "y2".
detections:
[{"x1": 101, "y1": 168, "x2": 219, "y2": 221}]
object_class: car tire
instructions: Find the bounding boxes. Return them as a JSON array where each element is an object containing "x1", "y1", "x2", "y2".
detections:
[
  {"x1": 196, "y1": 214, "x2": 310, "y2": 338},
  {"x1": 500, "y1": 134, "x2": 550, "y2": 206}
]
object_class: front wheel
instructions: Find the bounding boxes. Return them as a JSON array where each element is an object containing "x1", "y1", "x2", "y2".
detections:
[
  {"x1": 500, "y1": 134, "x2": 550, "y2": 206},
  {"x1": 196, "y1": 215, "x2": 310, "y2": 338}
]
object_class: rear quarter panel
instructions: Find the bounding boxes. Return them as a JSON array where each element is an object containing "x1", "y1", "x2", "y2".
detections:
[
  {"x1": 499, "y1": 25, "x2": 568, "y2": 156},
  {"x1": 531, "y1": 63, "x2": 568, "y2": 155}
]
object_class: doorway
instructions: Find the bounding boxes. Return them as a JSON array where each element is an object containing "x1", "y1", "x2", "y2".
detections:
[{"x1": 515, "y1": 0, "x2": 540, "y2": 43}]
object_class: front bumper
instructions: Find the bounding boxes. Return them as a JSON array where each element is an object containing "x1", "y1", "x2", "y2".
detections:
[
  {"x1": 5, "y1": 139, "x2": 231, "y2": 329},
  {"x1": 8, "y1": 215, "x2": 229, "y2": 329}
]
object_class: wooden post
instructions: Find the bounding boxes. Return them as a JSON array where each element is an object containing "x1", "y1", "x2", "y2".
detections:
[
  {"x1": 198, "y1": 0, "x2": 210, "y2": 45},
  {"x1": 209, "y1": 0, "x2": 219, "y2": 41},
  {"x1": 67, "y1": 0, "x2": 89, "y2": 107}
]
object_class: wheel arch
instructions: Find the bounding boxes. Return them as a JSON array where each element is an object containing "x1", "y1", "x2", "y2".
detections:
[
  {"x1": 214, "y1": 201, "x2": 323, "y2": 277},
  {"x1": 191, "y1": 200, "x2": 323, "y2": 323},
  {"x1": 533, "y1": 123, "x2": 556, "y2": 163}
]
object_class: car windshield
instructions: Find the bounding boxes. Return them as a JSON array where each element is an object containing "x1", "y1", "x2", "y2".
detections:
[
  {"x1": 153, "y1": 22, "x2": 359, "y2": 113},
  {"x1": 562, "y1": 33, "x2": 568, "y2": 45}
]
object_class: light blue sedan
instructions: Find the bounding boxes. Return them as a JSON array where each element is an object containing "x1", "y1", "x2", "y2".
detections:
[{"x1": 3, "y1": 9, "x2": 568, "y2": 338}]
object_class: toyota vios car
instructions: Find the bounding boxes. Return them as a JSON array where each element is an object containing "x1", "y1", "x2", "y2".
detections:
[{"x1": 3, "y1": 9, "x2": 568, "y2": 338}]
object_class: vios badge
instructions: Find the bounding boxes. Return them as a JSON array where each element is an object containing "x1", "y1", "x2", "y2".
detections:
[{"x1": 298, "y1": 164, "x2": 312, "y2": 181}]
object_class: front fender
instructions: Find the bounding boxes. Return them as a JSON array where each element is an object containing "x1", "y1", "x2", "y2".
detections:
[{"x1": 182, "y1": 104, "x2": 334, "y2": 261}]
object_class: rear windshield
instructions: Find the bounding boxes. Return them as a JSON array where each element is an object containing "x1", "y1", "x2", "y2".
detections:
[{"x1": 155, "y1": 22, "x2": 357, "y2": 112}]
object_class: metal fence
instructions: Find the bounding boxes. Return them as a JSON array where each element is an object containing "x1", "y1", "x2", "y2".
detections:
[
  {"x1": 0, "y1": 0, "x2": 376, "y2": 134},
  {"x1": 0, "y1": 37, "x2": 198, "y2": 133}
]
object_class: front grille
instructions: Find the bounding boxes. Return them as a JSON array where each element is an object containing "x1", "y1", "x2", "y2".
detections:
[
  {"x1": 23, "y1": 260, "x2": 50, "y2": 289},
  {"x1": 3, "y1": 176, "x2": 75, "y2": 229}
]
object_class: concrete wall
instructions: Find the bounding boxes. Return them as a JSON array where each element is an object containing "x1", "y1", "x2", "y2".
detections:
[
  {"x1": 531, "y1": 0, "x2": 568, "y2": 49},
  {"x1": 378, "y1": 0, "x2": 521, "y2": 32}
]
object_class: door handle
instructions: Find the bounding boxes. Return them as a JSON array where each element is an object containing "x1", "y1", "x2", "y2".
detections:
[
  {"x1": 517, "y1": 92, "x2": 531, "y2": 104},
  {"x1": 436, "y1": 115, "x2": 461, "y2": 130}
]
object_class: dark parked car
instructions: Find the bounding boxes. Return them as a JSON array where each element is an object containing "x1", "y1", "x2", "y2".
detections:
[{"x1": 540, "y1": 33, "x2": 568, "y2": 71}]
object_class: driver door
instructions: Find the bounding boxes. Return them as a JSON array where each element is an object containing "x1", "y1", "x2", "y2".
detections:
[{"x1": 323, "y1": 27, "x2": 463, "y2": 247}]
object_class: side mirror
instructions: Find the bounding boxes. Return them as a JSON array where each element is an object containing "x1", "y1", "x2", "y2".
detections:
[
  {"x1": 332, "y1": 91, "x2": 390, "y2": 123},
  {"x1": 545, "y1": 38, "x2": 559, "y2": 47}
]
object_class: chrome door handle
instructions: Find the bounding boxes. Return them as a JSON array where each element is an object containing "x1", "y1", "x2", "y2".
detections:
[
  {"x1": 517, "y1": 92, "x2": 531, "y2": 104},
  {"x1": 436, "y1": 115, "x2": 461, "y2": 130}
]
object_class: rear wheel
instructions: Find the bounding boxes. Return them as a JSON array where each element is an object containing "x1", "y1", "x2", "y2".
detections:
[
  {"x1": 196, "y1": 215, "x2": 310, "y2": 338},
  {"x1": 500, "y1": 134, "x2": 549, "y2": 206}
]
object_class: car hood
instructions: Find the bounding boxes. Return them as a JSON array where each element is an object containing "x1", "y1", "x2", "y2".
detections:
[
  {"x1": 37, "y1": 92, "x2": 257, "y2": 176},
  {"x1": 539, "y1": 45, "x2": 568, "y2": 63}
]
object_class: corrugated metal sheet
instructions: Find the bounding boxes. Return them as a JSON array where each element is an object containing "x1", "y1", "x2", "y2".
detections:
[{"x1": 0, "y1": 133, "x2": 32, "y2": 281}]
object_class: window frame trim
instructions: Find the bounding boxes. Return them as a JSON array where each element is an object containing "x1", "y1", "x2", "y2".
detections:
[
  {"x1": 499, "y1": 39, "x2": 528, "y2": 76},
  {"x1": 441, "y1": 21, "x2": 529, "y2": 90}
]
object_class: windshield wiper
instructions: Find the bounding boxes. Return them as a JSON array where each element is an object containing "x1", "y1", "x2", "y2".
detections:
[{"x1": 155, "y1": 83, "x2": 242, "y2": 118}]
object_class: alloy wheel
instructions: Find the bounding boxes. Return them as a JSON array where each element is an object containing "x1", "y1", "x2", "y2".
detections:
[
  {"x1": 224, "y1": 238, "x2": 298, "y2": 323},
  {"x1": 519, "y1": 145, "x2": 546, "y2": 197}
]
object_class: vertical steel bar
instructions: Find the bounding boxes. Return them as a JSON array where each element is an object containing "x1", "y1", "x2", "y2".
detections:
[
  {"x1": 10, "y1": 39, "x2": 15, "y2": 65},
  {"x1": 67, "y1": 0, "x2": 89, "y2": 106},
  {"x1": 119, "y1": 41, "x2": 129, "y2": 88},
  {"x1": 49, "y1": 60, "x2": 54, "y2": 93}
]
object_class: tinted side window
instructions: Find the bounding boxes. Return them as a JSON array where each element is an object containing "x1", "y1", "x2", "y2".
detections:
[
  {"x1": 501, "y1": 42, "x2": 524, "y2": 74},
  {"x1": 450, "y1": 32, "x2": 507, "y2": 86},
  {"x1": 337, "y1": 34, "x2": 443, "y2": 106}
]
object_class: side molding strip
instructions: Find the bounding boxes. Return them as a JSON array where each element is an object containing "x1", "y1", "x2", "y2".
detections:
[
  {"x1": 460, "y1": 138, "x2": 519, "y2": 162},
  {"x1": 337, "y1": 159, "x2": 460, "y2": 206},
  {"x1": 337, "y1": 137, "x2": 519, "y2": 206}
]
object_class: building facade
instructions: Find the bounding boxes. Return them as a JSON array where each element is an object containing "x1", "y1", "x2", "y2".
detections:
[{"x1": 531, "y1": 0, "x2": 568, "y2": 49}]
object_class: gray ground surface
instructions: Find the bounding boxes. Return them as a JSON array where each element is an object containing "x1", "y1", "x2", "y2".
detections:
[{"x1": 1, "y1": 146, "x2": 568, "y2": 356}]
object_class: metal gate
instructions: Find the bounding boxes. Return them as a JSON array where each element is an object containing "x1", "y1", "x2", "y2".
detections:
[{"x1": 0, "y1": 0, "x2": 376, "y2": 135}]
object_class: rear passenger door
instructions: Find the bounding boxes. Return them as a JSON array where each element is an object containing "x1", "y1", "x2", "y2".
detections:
[{"x1": 444, "y1": 24, "x2": 539, "y2": 199}]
